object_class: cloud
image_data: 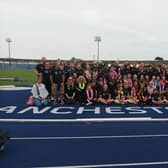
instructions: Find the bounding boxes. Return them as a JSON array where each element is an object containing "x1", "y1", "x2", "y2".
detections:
[{"x1": 1, "y1": 0, "x2": 168, "y2": 60}]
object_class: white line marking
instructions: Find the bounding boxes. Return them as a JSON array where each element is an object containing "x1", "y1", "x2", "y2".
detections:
[
  {"x1": 0, "y1": 86, "x2": 31, "y2": 90},
  {"x1": 34, "y1": 161, "x2": 168, "y2": 168},
  {"x1": 11, "y1": 134, "x2": 168, "y2": 140},
  {"x1": 1, "y1": 117, "x2": 168, "y2": 123}
]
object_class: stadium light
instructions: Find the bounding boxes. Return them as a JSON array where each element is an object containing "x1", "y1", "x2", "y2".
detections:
[
  {"x1": 5, "y1": 38, "x2": 12, "y2": 65},
  {"x1": 94, "y1": 36, "x2": 102, "y2": 62}
]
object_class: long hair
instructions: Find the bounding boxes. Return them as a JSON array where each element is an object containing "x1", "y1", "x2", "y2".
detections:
[{"x1": 76, "y1": 75, "x2": 87, "y2": 84}]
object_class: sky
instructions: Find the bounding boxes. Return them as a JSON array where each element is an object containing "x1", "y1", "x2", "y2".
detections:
[{"x1": 1, "y1": 0, "x2": 168, "y2": 60}]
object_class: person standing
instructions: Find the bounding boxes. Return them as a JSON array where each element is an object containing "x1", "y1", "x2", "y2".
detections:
[
  {"x1": 50, "y1": 63, "x2": 65, "y2": 104},
  {"x1": 41, "y1": 62, "x2": 52, "y2": 98},
  {"x1": 35, "y1": 57, "x2": 46, "y2": 76}
]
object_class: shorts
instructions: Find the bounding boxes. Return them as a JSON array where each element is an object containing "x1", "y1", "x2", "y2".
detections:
[{"x1": 51, "y1": 83, "x2": 64, "y2": 97}]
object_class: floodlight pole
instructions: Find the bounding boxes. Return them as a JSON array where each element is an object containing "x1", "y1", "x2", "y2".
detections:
[
  {"x1": 97, "y1": 41, "x2": 100, "y2": 62},
  {"x1": 5, "y1": 38, "x2": 12, "y2": 65},
  {"x1": 94, "y1": 36, "x2": 102, "y2": 62},
  {"x1": 93, "y1": 55, "x2": 96, "y2": 61}
]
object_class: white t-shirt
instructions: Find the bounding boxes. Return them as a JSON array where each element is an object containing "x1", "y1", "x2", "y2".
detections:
[{"x1": 31, "y1": 83, "x2": 49, "y2": 99}]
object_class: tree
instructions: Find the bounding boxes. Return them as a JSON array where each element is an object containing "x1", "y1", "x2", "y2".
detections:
[{"x1": 155, "y1": 56, "x2": 164, "y2": 61}]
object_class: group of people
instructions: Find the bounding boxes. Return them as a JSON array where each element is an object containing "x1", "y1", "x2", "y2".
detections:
[{"x1": 31, "y1": 57, "x2": 168, "y2": 106}]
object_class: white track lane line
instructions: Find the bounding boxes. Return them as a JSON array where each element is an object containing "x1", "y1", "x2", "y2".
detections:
[
  {"x1": 34, "y1": 161, "x2": 168, "y2": 168},
  {"x1": 0, "y1": 117, "x2": 168, "y2": 123},
  {"x1": 0, "y1": 117, "x2": 151, "y2": 122},
  {"x1": 11, "y1": 134, "x2": 168, "y2": 140},
  {"x1": 1, "y1": 117, "x2": 168, "y2": 123}
]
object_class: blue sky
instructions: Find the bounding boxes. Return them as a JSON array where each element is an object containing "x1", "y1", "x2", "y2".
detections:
[{"x1": 1, "y1": 0, "x2": 168, "y2": 60}]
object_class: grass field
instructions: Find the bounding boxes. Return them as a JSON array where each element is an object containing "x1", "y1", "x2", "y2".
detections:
[{"x1": 0, "y1": 69, "x2": 36, "y2": 86}]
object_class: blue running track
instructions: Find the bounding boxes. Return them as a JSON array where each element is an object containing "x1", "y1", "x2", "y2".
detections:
[{"x1": 0, "y1": 87, "x2": 168, "y2": 168}]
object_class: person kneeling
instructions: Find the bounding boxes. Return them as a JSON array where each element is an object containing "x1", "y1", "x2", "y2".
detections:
[
  {"x1": 31, "y1": 76, "x2": 49, "y2": 106},
  {"x1": 86, "y1": 83, "x2": 96, "y2": 105},
  {"x1": 98, "y1": 84, "x2": 113, "y2": 104},
  {"x1": 65, "y1": 76, "x2": 76, "y2": 104}
]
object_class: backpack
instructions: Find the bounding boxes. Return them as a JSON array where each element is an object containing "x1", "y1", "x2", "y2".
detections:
[{"x1": 0, "y1": 129, "x2": 10, "y2": 151}]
